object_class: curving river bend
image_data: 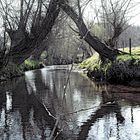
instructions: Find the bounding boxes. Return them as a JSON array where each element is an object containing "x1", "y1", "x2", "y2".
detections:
[{"x1": 0, "y1": 65, "x2": 140, "y2": 140}]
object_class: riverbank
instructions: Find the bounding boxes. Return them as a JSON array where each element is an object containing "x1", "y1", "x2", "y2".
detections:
[
  {"x1": 0, "y1": 62, "x2": 24, "y2": 82},
  {"x1": 79, "y1": 48, "x2": 140, "y2": 86},
  {"x1": 0, "y1": 59, "x2": 45, "y2": 82}
]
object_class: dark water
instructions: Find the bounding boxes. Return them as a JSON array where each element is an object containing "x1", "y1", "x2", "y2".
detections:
[{"x1": 0, "y1": 65, "x2": 140, "y2": 140}]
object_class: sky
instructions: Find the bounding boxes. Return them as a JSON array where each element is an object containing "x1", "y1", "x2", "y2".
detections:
[
  {"x1": 83, "y1": 0, "x2": 140, "y2": 26},
  {"x1": 1, "y1": 0, "x2": 140, "y2": 27}
]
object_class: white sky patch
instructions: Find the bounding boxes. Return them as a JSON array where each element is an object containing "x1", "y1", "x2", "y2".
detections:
[
  {"x1": 83, "y1": 0, "x2": 140, "y2": 26},
  {"x1": 129, "y1": 0, "x2": 140, "y2": 26}
]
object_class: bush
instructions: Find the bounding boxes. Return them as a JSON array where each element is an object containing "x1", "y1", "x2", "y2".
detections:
[{"x1": 21, "y1": 59, "x2": 44, "y2": 71}]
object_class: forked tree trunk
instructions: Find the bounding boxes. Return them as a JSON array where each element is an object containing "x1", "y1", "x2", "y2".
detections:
[{"x1": 7, "y1": 0, "x2": 60, "y2": 65}]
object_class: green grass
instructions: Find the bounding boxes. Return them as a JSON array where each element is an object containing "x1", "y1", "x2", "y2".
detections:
[
  {"x1": 24, "y1": 59, "x2": 39, "y2": 67},
  {"x1": 79, "y1": 53, "x2": 100, "y2": 70},
  {"x1": 119, "y1": 46, "x2": 140, "y2": 55},
  {"x1": 79, "y1": 46, "x2": 140, "y2": 70},
  {"x1": 79, "y1": 46, "x2": 140, "y2": 83},
  {"x1": 117, "y1": 46, "x2": 140, "y2": 61},
  {"x1": 21, "y1": 59, "x2": 43, "y2": 71},
  {"x1": 117, "y1": 54, "x2": 140, "y2": 61}
]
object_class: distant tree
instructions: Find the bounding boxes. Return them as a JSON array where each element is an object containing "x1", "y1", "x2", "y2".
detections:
[
  {"x1": 118, "y1": 25, "x2": 140, "y2": 48},
  {"x1": 100, "y1": 0, "x2": 135, "y2": 49}
]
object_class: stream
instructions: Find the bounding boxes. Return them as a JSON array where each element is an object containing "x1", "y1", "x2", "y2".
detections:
[{"x1": 0, "y1": 65, "x2": 140, "y2": 140}]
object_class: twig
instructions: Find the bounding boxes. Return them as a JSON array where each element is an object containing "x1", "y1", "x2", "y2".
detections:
[
  {"x1": 43, "y1": 103, "x2": 56, "y2": 120},
  {"x1": 53, "y1": 128, "x2": 63, "y2": 140},
  {"x1": 64, "y1": 105, "x2": 99, "y2": 116},
  {"x1": 68, "y1": 24, "x2": 79, "y2": 34},
  {"x1": 49, "y1": 117, "x2": 60, "y2": 140}
]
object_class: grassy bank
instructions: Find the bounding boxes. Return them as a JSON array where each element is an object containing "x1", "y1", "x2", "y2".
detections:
[
  {"x1": 21, "y1": 59, "x2": 44, "y2": 71},
  {"x1": 79, "y1": 47, "x2": 140, "y2": 85},
  {"x1": 119, "y1": 46, "x2": 140, "y2": 55}
]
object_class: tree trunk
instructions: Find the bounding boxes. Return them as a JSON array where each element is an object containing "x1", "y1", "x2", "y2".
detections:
[
  {"x1": 7, "y1": 0, "x2": 60, "y2": 65},
  {"x1": 59, "y1": 2, "x2": 119, "y2": 61},
  {"x1": 31, "y1": 36, "x2": 50, "y2": 61},
  {"x1": 5, "y1": 0, "x2": 120, "y2": 68}
]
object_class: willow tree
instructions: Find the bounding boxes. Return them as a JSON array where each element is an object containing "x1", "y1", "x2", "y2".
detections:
[
  {"x1": 0, "y1": 0, "x2": 60, "y2": 66},
  {"x1": 58, "y1": 0, "x2": 119, "y2": 61},
  {"x1": 0, "y1": 0, "x2": 125, "y2": 72},
  {"x1": 101, "y1": 0, "x2": 134, "y2": 49}
]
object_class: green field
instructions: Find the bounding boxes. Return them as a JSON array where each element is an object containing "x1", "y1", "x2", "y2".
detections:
[
  {"x1": 118, "y1": 46, "x2": 140, "y2": 61},
  {"x1": 119, "y1": 46, "x2": 140, "y2": 55}
]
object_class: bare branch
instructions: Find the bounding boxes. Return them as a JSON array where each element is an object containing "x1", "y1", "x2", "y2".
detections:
[
  {"x1": 24, "y1": 0, "x2": 35, "y2": 28},
  {"x1": 68, "y1": 24, "x2": 79, "y2": 34}
]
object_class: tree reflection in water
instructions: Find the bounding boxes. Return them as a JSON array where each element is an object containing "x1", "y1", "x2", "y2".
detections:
[
  {"x1": 78, "y1": 90, "x2": 125, "y2": 140},
  {"x1": 0, "y1": 79, "x2": 57, "y2": 140},
  {"x1": 0, "y1": 67, "x2": 140, "y2": 140}
]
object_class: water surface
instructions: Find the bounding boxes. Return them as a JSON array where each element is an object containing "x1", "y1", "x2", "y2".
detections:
[{"x1": 0, "y1": 65, "x2": 140, "y2": 140}]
